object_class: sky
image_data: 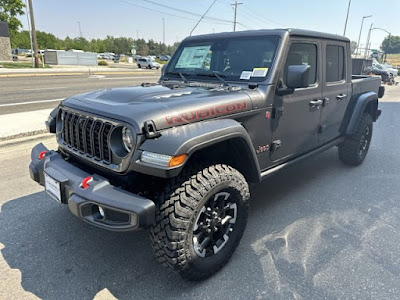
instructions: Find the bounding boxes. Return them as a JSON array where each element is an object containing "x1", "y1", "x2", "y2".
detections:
[{"x1": 19, "y1": 0, "x2": 399, "y2": 49}]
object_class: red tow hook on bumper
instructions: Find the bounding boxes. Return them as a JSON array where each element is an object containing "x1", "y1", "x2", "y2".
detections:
[
  {"x1": 80, "y1": 176, "x2": 93, "y2": 189},
  {"x1": 39, "y1": 151, "x2": 48, "y2": 160}
]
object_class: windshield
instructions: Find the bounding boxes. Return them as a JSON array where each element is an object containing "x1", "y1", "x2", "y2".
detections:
[{"x1": 166, "y1": 35, "x2": 280, "y2": 82}]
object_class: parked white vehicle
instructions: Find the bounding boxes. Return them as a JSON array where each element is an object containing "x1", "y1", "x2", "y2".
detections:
[
  {"x1": 137, "y1": 57, "x2": 160, "y2": 69},
  {"x1": 382, "y1": 63, "x2": 398, "y2": 76}
]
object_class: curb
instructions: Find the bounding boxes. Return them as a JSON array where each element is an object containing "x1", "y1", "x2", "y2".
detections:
[
  {"x1": 0, "y1": 132, "x2": 53, "y2": 149},
  {"x1": 0, "y1": 70, "x2": 159, "y2": 78},
  {"x1": 0, "y1": 130, "x2": 49, "y2": 143}
]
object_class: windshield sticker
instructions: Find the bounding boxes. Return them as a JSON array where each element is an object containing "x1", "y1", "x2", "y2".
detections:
[
  {"x1": 240, "y1": 71, "x2": 252, "y2": 80},
  {"x1": 252, "y1": 68, "x2": 269, "y2": 77},
  {"x1": 175, "y1": 45, "x2": 211, "y2": 69}
]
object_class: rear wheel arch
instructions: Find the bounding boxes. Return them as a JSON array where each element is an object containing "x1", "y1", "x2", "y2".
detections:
[{"x1": 343, "y1": 92, "x2": 379, "y2": 135}]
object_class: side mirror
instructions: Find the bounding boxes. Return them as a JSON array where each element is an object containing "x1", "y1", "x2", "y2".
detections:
[
  {"x1": 276, "y1": 65, "x2": 310, "y2": 96},
  {"x1": 286, "y1": 65, "x2": 310, "y2": 89}
]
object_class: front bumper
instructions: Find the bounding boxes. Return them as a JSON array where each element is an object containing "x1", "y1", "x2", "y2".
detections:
[{"x1": 29, "y1": 143, "x2": 155, "y2": 232}]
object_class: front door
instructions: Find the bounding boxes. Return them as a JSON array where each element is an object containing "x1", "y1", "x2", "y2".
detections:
[{"x1": 271, "y1": 40, "x2": 323, "y2": 161}]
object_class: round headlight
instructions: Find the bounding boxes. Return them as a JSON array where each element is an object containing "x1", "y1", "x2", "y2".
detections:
[{"x1": 122, "y1": 126, "x2": 135, "y2": 152}]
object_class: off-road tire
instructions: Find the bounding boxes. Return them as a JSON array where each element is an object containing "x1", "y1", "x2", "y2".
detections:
[
  {"x1": 149, "y1": 164, "x2": 250, "y2": 281},
  {"x1": 338, "y1": 113, "x2": 373, "y2": 166}
]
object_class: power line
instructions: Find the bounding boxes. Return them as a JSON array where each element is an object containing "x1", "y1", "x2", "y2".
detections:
[
  {"x1": 237, "y1": 22, "x2": 253, "y2": 30},
  {"x1": 120, "y1": 0, "x2": 231, "y2": 26},
  {"x1": 135, "y1": 0, "x2": 232, "y2": 24},
  {"x1": 190, "y1": 0, "x2": 218, "y2": 36},
  {"x1": 240, "y1": 6, "x2": 285, "y2": 27}
]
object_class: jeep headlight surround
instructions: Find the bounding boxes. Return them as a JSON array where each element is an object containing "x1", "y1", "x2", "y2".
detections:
[{"x1": 110, "y1": 125, "x2": 136, "y2": 158}]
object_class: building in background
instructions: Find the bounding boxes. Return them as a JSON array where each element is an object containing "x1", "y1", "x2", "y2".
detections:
[
  {"x1": 0, "y1": 21, "x2": 12, "y2": 61},
  {"x1": 44, "y1": 50, "x2": 98, "y2": 66}
]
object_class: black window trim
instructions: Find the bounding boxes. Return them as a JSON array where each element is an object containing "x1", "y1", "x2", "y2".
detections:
[
  {"x1": 325, "y1": 43, "x2": 347, "y2": 85},
  {"x1": 284, "y1": 40, "x2": 320, "y2": 91}
]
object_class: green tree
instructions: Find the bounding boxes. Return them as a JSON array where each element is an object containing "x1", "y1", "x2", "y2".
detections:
[
  {"x1": 36, "y1": 31, "x2": 62, "y2": 49},
  {"x1": 10, "y1": 28, "x2": 180, "y2": 55},
  {"x1": 135, "y1": 38, "x2": 149, "y2": 56},
  {"x1": 10, "y1": 30, "x2": 30, "y2": 48},
  {"x1": 381, "y1": 36, "x2": 400, "y2": 54},
  {"x1": 0, "y1": 0, "x2": 25, "y2": 38}
]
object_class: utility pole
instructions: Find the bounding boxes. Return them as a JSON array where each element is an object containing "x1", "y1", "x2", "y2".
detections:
[
  {"x1": 364, "y1": 23, "x2": 373, "y2": 58},
  {"x1": 77, "y1": 21, "x2": 83, "y2": 38},
  {"x1": 162, "y1": 18, "x2": 165, "y2": 44},
  {"x1": 384, "y1": 33, "x2": 391, "y2": 63},
  {"x1": 24, "y1": 0, "x2": 34, "y2": 67},
  {"x1": 356, "y1": 15, "x2": 372, "y2": 57},
  {"x1": 136, "y1": 30, "x2": 139, "y2": 39},
  {"x1": 27, "y1": 0, "x2": 39, "y2": 68},
  {"x1": 232, "y1": 1, "x2": 242, "y2": 32}
]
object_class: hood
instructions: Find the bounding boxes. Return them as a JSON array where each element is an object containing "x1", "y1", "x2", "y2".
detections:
[{"x1": 62, "y1": 83, "x2": 254, "y2": 133}]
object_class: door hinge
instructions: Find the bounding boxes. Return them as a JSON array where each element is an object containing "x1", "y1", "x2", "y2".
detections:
[
  {"x1": 272, "y1": 107, "x2": 284, "y2": 119},
  {"x1": 271, "y1": 140, "x2": 282, "y2": 151}
]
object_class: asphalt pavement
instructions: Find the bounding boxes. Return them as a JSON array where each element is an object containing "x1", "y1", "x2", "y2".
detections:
[
  {"x1": 0, "y1": 86, "x2": 400, "y2": 299},
  {"x1": 0, "y1": 71, "x2": 160, "y2": 115}
]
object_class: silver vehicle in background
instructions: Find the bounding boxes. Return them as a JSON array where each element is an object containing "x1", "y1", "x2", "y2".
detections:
[{"x1": 137, "y1": 57, "x2": 161, "y2": 69}]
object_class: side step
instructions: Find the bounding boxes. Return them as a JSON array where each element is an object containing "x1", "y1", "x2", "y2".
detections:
[{"x1": 260, "y1": 137, "x2": 345, "y2": 180}]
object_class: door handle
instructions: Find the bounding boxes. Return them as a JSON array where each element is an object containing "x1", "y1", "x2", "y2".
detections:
[
  {"x1": 309, "y1": 99, "x2": 323, "y2": 108},
  {"x1": 336, "y1": 94, "x2": 347, "y2": 101}
]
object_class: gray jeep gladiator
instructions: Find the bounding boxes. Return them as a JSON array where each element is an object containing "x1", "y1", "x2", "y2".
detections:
[{"x1": 29, "y1": 29, "x2": 383, "y2": 281}]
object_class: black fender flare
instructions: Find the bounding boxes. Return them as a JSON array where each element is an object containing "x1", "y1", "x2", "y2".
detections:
[
  {"x1": 132, "y1": 119, "x2": 260, "y2": 181},
  {"x1": 342, "y1": 92, "x2": 379, "y2": 135}
]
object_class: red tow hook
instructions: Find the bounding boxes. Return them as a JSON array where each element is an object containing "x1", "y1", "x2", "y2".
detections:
[
  {"x1": 80, "y1": 176, "x2": 93, "y2": 189},
  {"x1": 39, "y1": 151, "x2": 48, "y2": 160}
]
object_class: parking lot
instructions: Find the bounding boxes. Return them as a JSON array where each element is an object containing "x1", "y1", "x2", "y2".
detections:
[{"x1": 0, "y1": 84, "x2": 399, "y2": 299}]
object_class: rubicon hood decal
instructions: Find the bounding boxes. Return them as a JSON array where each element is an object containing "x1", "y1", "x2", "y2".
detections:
[{"x1": 166, "y1": 101, "x2": 248, "y2": 125}]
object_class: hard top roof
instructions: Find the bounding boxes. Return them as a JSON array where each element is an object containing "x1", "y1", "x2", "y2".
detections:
[{"x1": 184, "y1": 28, "x2": 350, "y2": 43}]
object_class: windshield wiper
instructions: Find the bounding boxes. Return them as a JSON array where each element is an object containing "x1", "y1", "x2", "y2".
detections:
[
  {"x1": 197, "y1": 72, "x2": 229, "y2": 87},
  {"x1": 165, "y1": 71, "x2": 189, "y2": 83}
]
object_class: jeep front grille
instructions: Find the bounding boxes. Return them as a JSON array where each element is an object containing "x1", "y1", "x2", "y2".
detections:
[{"x1": 60, "y1": 108, "x2": 114, "y2": 164}]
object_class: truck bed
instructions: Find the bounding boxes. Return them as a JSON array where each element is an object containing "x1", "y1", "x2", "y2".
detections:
[{"x1": 351, "y1": 75, "x2": 381, "y2": 96}]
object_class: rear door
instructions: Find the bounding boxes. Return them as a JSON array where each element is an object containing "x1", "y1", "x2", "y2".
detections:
[
  {"x1": 320, "y1": 41, "x2": 351, "y2": 143},
  {"x1": 271, "y1": 39, "x2": 323, "y2": 161}
]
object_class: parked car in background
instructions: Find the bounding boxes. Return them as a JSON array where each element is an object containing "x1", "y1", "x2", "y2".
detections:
[
  {"x1": 137, "y1": 57, "x2": 160, "y2": 69},
  {"x1": 369, "y1": 63, "x2": 394, "y2": 84},
  {"x1": 113, "y1": 54, "x2": 120, "y2": 63},
  {"x1": 382, "y1": 63, "x2": 398, "y2": 76},
  {"x1": 158, "y1": 55, "x2": 170, "y2": 61}
]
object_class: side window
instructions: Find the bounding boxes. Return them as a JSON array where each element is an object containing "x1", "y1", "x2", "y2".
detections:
[
  {"x1": 326, "y1": 45, "x2": 345, "y2": 82},
  {"x1": 284, "y1": 43, "x2": 317, "y2": 86}
]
